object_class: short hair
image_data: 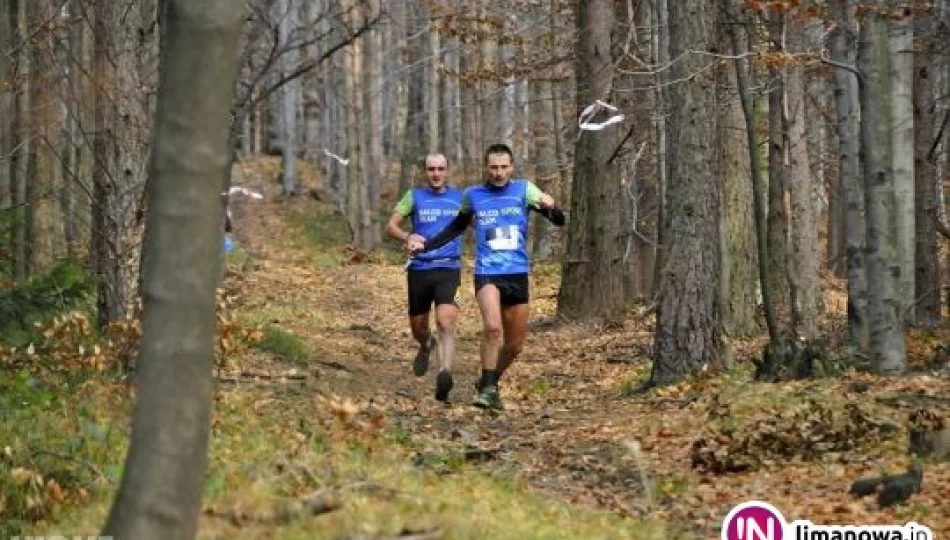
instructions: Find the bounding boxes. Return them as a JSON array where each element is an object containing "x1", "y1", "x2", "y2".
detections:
[
  {"x1": 424, "y1": 153, "x2": 448, "y2": 167},
  {"x1": 484, "y1": 143, "x2": 513, "y2": 164}
]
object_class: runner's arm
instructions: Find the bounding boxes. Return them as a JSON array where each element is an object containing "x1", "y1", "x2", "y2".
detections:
[
  {"x1": 530, "y1": 205, "x2": 566, "y2": 227},
  {"x1": 386, "y1": 191, "x2": 414, "y2": 241},
  {"x1": 526, "y1": 181, "x2": 566, "y2": 227},
  {"x1": 418, "y1": 209, "x2": 474, "y2": 252}
]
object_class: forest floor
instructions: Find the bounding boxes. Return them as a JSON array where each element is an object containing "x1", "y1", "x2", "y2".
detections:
[{"x1": 9, "y1": 156, "x2": 950, "y2": 539}]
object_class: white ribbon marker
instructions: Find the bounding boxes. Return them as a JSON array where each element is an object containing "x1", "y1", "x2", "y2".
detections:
[
  {"x1": 224, "y1": 186, "x2": 264, "y2": 199},
  {"x1": 578, "y1": 100, "x2": 625, "y2": 131},
  {"x1": 324, "y1": 149, "x2": 349, "y2": 166}
]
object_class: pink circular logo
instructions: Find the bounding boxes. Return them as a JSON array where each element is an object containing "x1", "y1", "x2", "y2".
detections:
[{"x1": 721, "y1": 501, "x2": 787, "y2": 540}]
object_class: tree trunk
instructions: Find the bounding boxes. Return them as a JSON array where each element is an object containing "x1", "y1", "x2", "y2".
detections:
[
  {"x1": 785, "y1": 14, "x2": 822, "y2": 341},
  {"x1": 723, "y1": 0, "x2": 783, "y2": 351},
  {"x1": 649, "y1": 0, "x2": 721, "y2": 385},
  {"x1": 363, "y1": 0, "x2": 382, "y2": 246},
  {"x1": 859, "y1": 4, "x2": 907, "y2": 374},
  {"x1": 28, "y1": 0, "x2": 66, "y2": 275},
  {"x1": 479, "y1": 3, "x2": 500, "y2": 150},
  {"x1": 531, "y1": 78, "x2": 558, "y2": 261},
  {"x1": 890, "y1": 10, "x2": 915, "y2": 320},
  {"x1": 101, "y1": 0, "x2": 245, "y2": 537},
  {"x1": 91, "y1": 0, "x2": 122, "y2": 324},
  {"x1": 716, "y1": 12, "x2": 758, "y2": 338},
  {"x1": 651, "y1": 0, "x2": 669, "y2": 301},
  {"x1": 344, "y1": 1, "x2": 371, "y2": 250},
  {"x1": 459, "y1": 9, "x2": 480, "y2": 181},
  {"x1": 499, "y1": 10, "x2": 515, "y2": 148},
  {"x1": 0, "y1": 0, "x2": 11, "y2": 212},
  {"x1": 441, "y1": 13, "x2": 461, "y2": 167},
  {"x1": 11, "y1": 0, "x2": 30, "y2": 281},
  {"x1": 557, "y1": 0, "x2": 624, "y2": 320},
  {"x1": 830, "y1": 0, "x2": 869, "y2": 349},
  {"x1": 767, "y1": 11, "x2": 789, "y2": 311},
  {"x1": 398, "y1": 3, "x2": 424, "y2": 194},
  {"x1": 278, "y1": 0, "x2": 299, "y2": 195},
  {"x1": 427, "y1": 7, "x2": 441, "y2": 153},
  {"x1": 913, "y1": 6, "x2": 941, "y2": 327}
]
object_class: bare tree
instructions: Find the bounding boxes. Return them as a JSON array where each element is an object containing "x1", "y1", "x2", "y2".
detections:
[
  {"x1": 277, "y1": 0, "x2": 300, "y2": 195},
  {"x1": 766, "y1": 10, "x2": 789, "y2": 310},
  {"x1": 102, "y1": 0, "x2": 246, "y2": 537},
  {"x1": 649, "y1": 0, "x2": 722, "y2": 385},
  {"x1": 0, "y1": 0, "x2": 13, "y2": 213},
  {"x1": 557, "y1": 0, "x2": 624, "y2": 320},
  {"x1": 830, "y1": 0, "x2": 868, "y2": 349},
  {"x1": 891, "y1": 6, "x2": 916, "y2": 319},
  {"x1": 913, "y1": 2, "x2": 942, "y2": 327},
  {"x1": 785, "y1": 12, "x2": 822, "y2": 342},
  {"x1": 858, "y1": 1, "x2": 907, "y2": 374}
]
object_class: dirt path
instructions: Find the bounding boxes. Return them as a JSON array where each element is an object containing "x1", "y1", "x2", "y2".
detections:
[{"x1": 221, "y1": 161, "x2": 950, "y2": 538}]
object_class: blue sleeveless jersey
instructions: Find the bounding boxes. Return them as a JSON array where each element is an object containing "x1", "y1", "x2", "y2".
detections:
[
  {"x1": 466, "y1": 180, "x2": 530, "y2": 275},
  {"x1": 409, "y1": 187, "x2": 463, "y2": 271}
]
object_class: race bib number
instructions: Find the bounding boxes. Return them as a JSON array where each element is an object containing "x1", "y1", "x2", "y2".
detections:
[{"x1": 486, "y1": 225, "x2": 519, "y2": 251}]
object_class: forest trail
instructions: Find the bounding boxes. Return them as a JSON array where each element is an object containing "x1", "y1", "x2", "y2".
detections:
[{"x1": 204, "y1": 157, "x2": 950, "y2": 538}]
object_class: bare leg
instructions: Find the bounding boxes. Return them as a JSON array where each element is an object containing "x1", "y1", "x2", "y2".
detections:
[
  {"x1": 409, "y1": 312, "x2": 434, "y2": 376},
  {"x1": 434, "y1": 303, "x2": 458, "y2": 371},
  {"x1": 496, "y1": 303, "x2": 529, "y2": 379},
  {"x1": 409, "y1": 313, "x2": 431, "y2": 346},
  {"x1": 475, "y1": 285, "x2": 504, "y2": 370}
]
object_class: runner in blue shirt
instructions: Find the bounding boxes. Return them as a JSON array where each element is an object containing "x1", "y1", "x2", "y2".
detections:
[
  {"x1": 386, "y1": 153, "x2": 463, "y2": 402},
  {"x1": 408, "y1": 144, "x2": 566, "y2": 409}
]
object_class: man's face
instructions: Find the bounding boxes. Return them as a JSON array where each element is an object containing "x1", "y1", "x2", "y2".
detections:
[
  {"x1": 485, "y1": 152, "x2": 513, "y2": 187},
  {"x1": 425, "y1": 156, "x2": 448, "y2": 190}
]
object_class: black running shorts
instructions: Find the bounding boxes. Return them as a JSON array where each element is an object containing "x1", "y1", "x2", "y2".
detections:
[
  {"x1": 473, "y1": 273, "x2": 530, "y2": 306},
  {"x1": 407, "y1": 268, "x2": 461, "y2": 316}
]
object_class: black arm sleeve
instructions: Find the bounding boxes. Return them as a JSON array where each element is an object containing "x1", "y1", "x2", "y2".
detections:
[
  {"x1": 423, "y1": 209, "x2": 474, "y2": 252},
  {"x1": 530, "y1": 205, "x2": 566, "y2": 227}
]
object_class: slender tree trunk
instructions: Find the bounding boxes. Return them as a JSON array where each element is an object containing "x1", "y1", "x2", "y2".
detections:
[
  {"x1": 0, "y1": 0, "x2": 11, "y2": 212},
  {"x1": 650, "y1": 0, "x2": 721, "y2": 385},
  {"x1": 891, "y1": 10, "x2": 915, "y2": 321},
  {"x1": 427, "y1": 7, "x2": 440, "y2": 153},
  {"x1": 102, "y1": 1, "x2": 245, "y2": 537},
  {"x1": 785, "y1": 14, "x2": 822, "y2": 341},
  {"x1": 767, "y1": 11, "x2": 789, "y2": 311},
  {"x1": 344, "y1": 1, "x2": 370, "y2": 249},
  {"x1": 913, "y1": 6, "x2": 941, "y2": 327},
  {"x1": 723, "y1": 0, "x2": 782, "y2": 349},
  {"x1": 363, "y1": 0, "x2": 382, "y2": 246},
  {"x1": 531, "y1": 78, "x2": 558, "y2": 260},
  {"x1": 557, "y1": 0, "x2": 624, "y2": 320},
  {"x1": 441, "y1": 13, "x2": 461, "y2": 167},
  {"x1": 652, "y1": 0, "x2": 669, "y2": 297},
  {"x1": 91, "y1": 0, "x2": 122, "y2": 324},
  {"x1": 11, "y1": 0, "x2": 30, "y2": 280},
  {"x1": 278, "y1": 0, "x2": 299, "y2": 195},
  {"x1": 859, "y1": 4, "x2": 907, "y2": 374},
  {"x1": 830, "y1": 0, "x2": 869, "y2": 349},
  {"x1": 805, "y1": 20, "x2": 837, "y2": 277},
  {"x1": 459, "y1": 8, "x2": 480, "y2": 181},
  {"x1": 479, "y1": 2, "x2": 500, "y2": 149},
  {"x1": 717, "y1": 10, "x2": 758, "y2": 338},
  {"x1": 398, "y1": 3, "x2": 424, "y2": 193}
]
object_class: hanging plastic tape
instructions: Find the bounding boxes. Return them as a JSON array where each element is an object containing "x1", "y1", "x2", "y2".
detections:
[{"x1": 578, "y1": 100, "x2": 625, "y2": 131}]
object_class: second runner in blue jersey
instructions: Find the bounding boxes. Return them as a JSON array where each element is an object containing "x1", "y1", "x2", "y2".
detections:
[{"x1": 408, "y1": 186, "x2": 463, "y2": 271}]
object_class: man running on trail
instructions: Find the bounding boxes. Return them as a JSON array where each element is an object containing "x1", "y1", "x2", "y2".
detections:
[
  {"x1": 408, "y1": 143, "x2": 566, "y2": 410},
  {"x1": 385, "y1": 153, "x2": 462, "y2": 402}
]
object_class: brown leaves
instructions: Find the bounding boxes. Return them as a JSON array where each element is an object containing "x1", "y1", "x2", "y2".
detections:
[{"x1": 691, "y1": 396, "x2": 897, "y2": 474}]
